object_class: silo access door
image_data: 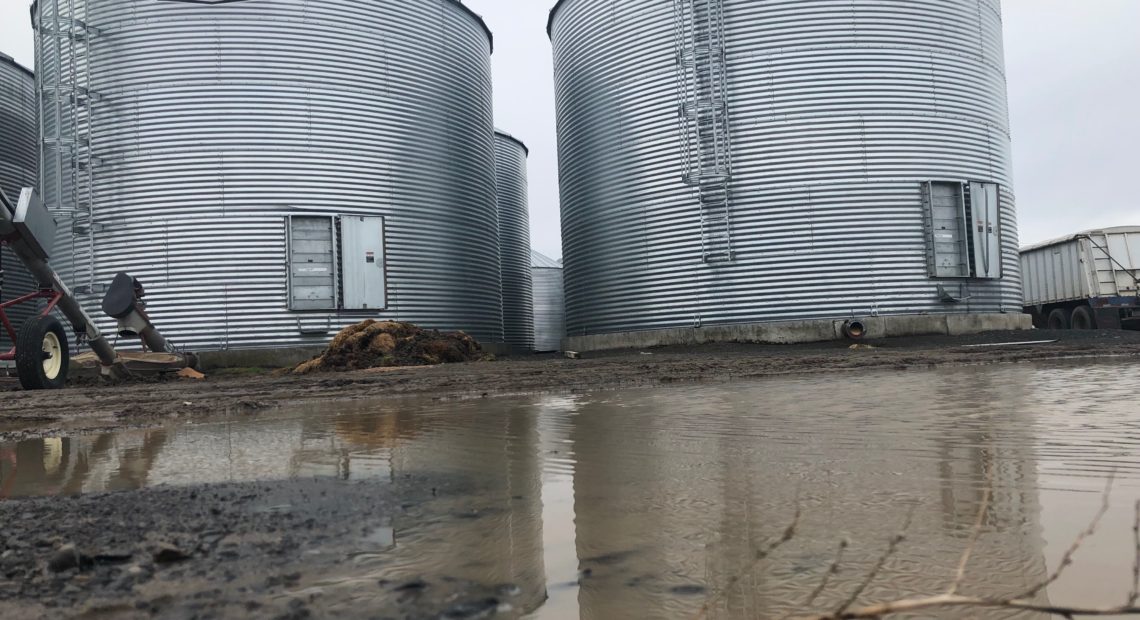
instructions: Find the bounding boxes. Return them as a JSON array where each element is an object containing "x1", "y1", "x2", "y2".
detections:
[
  {"x1": 341, "y1": 216, "x2": 387, "y2": 310},
  {"x1": 288, "y1": 216, "x2": 337, "y2": 310},
  {"x1": 968, "y1": 182, "x2": 1001, "y2": 280}
]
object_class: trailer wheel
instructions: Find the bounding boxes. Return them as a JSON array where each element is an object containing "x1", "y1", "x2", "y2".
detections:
[
  {"x1": 16, "y1": 316, "x2": 70, "y2": 390},
  {"x1": 1046, "y1": 308, "x2": 1070, "y2": 330},
  {"x1": 1071, "y1": 305, "x2": 1097, "y2": 330}
]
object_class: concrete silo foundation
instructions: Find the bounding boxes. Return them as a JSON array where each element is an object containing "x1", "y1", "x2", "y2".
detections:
[{"x1": 563, "y1": 313, "x2": 1031, "y2": 353}]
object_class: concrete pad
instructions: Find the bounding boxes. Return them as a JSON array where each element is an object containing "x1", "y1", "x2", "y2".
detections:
[
  {"x1": 946, "y1": 312, "x2": 1032, "y2": 335},
  {"x1": 564, "y1": 313, "x2": 1032, "y2": 353},
  {"x1": 880, "y1": 314, "x2": 948, "y2": 338}
]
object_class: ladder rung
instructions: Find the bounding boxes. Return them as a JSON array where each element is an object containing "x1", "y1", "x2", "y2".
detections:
[
  {"x1": 684, "y1": 172, "x2": 730, "y2": 184},
  {"x1": 43, "y1": 136, "x2": 91, "y2": 146},
  {"x1": 680, "y1": 46, "x2": 723, "y2": 59},
  {"x1": 681, "y1": 99, "x2": 727, "y2": 112},
  {"x1": 703, "y1": 254, "x2": 734, "y2": 263},
  {"x1": 700, "y1": 183, "x2": 729, "y2": 190}
]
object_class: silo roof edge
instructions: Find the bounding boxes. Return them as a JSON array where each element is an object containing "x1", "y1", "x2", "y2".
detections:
[
  {"x1": 494, "y1": 129, "x2": 530, "y2": 156},
  {"x1": 451, "y1": 0, "x2": 495, "y2": 55},
  {"x1": 28, "y1": 0, "x2": 494, "y2": 54},
  {"x1": 0, "y1": 52, "x2": 33, "y2": 79},
  {"x1": 531, "y1": 250, "x2": 563, "y2": 269},
  {"x1": 546, "y1": 0, "x2": 569, "y2": 38}
]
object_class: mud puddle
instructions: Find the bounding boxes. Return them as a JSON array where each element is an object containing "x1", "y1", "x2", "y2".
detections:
[{"x1": 2, "y1": 359, "x2": 1140, "y2": 618}]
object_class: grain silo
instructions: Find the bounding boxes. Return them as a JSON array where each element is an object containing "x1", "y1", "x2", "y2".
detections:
[
  {"x1": 531, "y1": 250, "x2": 565, "y2": 352},
  {"x1": 494, "y1": 130, "x2": 534, "y2": 351},
  {"x1": 33, "y1": 0, "x2": 501, "y2": 352},
  {"x1": 548, "y1": 0, "x2": 1028, "y2": 350},
  {"x1": 0, "y1": 53, "x2": 40, "y2": 340}
]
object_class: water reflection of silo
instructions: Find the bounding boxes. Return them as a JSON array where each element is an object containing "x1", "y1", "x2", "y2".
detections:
[
  {"x1": 0, "y1": 412, "x2": 390, "y2": 495},
  {"x1": 287, "y1": 406, "x2": 417, "y2": 481},
  {"x1": 0, "y1": 431, "x2": 169, "y2": 498},
  {"x1": 380, "y1": 399, "x2": 548, "y2": 613},
  {"x1": 145, "y1": 419, "x2": 305, "y2": 486},
  {"x1": 536, "y1": 396, "x2": 583, "y2": 620},
  {"x1": 275, "y1": 399, "x2": 548, "y2": 614},
  {"x1": 930, "y1": 370, "x2": 1046, "y2": 604},
  {"x1": 570, "y1": 370, "x2": 1050, "y2": 619},
  {"x1": 1, "y1": 398, "x2": 549, "y2": 614}
]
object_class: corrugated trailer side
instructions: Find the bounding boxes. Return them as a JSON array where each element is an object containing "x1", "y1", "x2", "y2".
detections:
[
  {"x1": 1021, "y1": 239, "x2": 1089, "y2": 306},
  {"x1": 1020, "y1": 227, "x2": 1140, "y2": 330}
]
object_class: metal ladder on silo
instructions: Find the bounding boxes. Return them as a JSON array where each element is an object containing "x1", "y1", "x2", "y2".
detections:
[
  {"x1": 36, "y1": 0, "x2": 99, "y2": 293},
  {"x1": 674, "y1": 0, "x2": 735, "y2": 264}
]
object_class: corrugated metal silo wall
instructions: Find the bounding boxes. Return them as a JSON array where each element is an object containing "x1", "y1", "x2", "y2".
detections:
[
  {"x1": 550, "y1": 0, "x2": 1021, "y2": 337},
  {"x1": 0, "y1": 55, "x2": 40, "y2": 345},
  {"x1": 532, "y1": 264, "x2": 565, "y2": 352},
  {"x1": 494, "y1": 132, "x2": 534, "y2": 351},
  {"x1": 34, "y1": 0, "x2": 501, "y2": 351}
]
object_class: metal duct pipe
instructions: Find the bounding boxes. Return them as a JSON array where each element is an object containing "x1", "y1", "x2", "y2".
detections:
[
  {"x1": 101, "y1": 272, "x2": 175, "y2": 354},
  {"x1": 842, "y1": 320, "x2": 867, "y2": 341}
]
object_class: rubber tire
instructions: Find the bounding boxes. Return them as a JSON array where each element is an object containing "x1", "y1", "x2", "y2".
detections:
[
  {"x1": 1071, "y1": 305, "x2": 1097, "y2": 330},
  {"x1": 16, "y1": 315, "x2": 70, "y2": 390},
  {"x1": 1046, "y1": 308, "x2": 1071, "y2": 330}
]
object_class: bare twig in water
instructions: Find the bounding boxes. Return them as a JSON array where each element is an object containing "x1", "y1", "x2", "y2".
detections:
[
  {"x1": 1130, "y1": 500, "x2": 1140, "y2": 606},
  {"x1": 805, "y1": 539, "x2": 849, "y2": 608},
  {"x1": 799, "y1": 594, "x2": 1140, "y2": 618},
  {"x1": 1016, "y1": 474, "x2": 1115, "y2": 601},
  {"x1": 692, "y1": 502, "x2": 802, "y2": 620},
  {"x1": 776, "y1": 538, "x2": 850, "y2": 620},
  {"x1": 833, "y1": 505, "x2": 917, "y2": 616},
  {"x1": 948, "y1": 463, "x2": 994, "y2": 595},
  {"x1": 797, "y1": 473, "x2": 1140, "y2": 619}
]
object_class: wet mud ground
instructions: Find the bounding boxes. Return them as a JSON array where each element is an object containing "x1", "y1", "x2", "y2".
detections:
[
  {"x1": 0, "y1": 476, "x2": 530, "y2": 619},
  {"x1": 1, "y1": 329, "x2": 1140, "y2": 618},
  {"x1": 1, "y1": 329, "x2": 1139, "y2": 442}
]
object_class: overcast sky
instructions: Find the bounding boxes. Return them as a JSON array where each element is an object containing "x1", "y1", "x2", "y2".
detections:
[{"x1": 2, "y1": 1, "x2": 1137, "y2": 260}]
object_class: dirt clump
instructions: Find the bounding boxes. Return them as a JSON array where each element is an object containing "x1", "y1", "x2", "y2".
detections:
[{"x1": 294, "y1": 321, "x2": 486, "y2": 374}]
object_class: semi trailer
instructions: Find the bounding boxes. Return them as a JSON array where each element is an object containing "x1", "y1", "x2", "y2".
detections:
[{"x1": 1020, "y1": 227, "x2": 1140, "y2": 330}]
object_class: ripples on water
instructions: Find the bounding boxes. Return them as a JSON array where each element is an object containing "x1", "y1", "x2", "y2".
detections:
[{"x1": 2, "y1": 360, "x2": 1139, "y2": 619}]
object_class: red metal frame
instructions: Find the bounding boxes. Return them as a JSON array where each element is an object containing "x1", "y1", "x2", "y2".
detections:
[
  {"x1": 0, "y1": 289, "x2": 63, "y2": 361},
  {"x1": 0, "y1": 233, "x2": 66, "y2": 361}
]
